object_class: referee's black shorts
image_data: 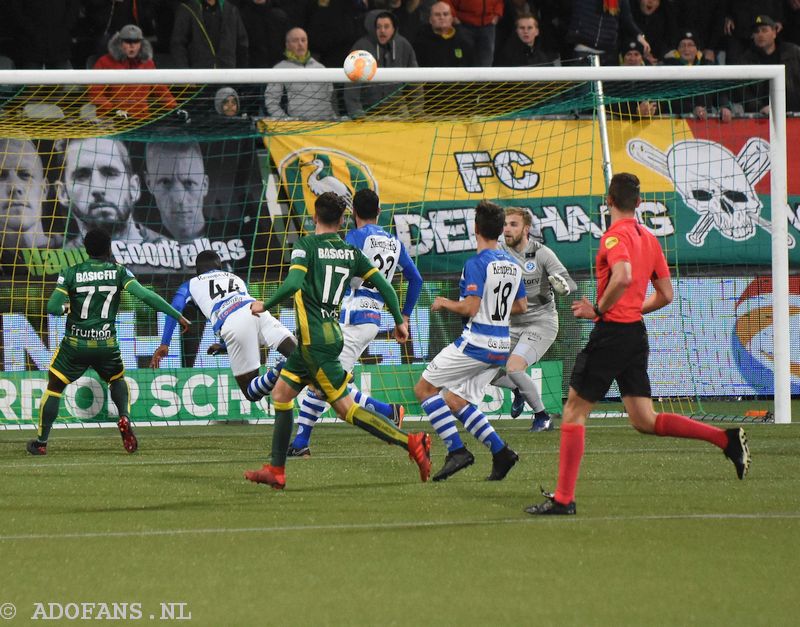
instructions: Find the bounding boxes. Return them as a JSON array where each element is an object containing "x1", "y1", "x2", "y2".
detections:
[{"x1": 569, "y1": 320, "x2": 651, "y2": 402}]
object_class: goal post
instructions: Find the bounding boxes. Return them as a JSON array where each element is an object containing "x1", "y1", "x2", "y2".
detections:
[{"x1": 0, "y1": 65, "x2": 792, "y2": 426}]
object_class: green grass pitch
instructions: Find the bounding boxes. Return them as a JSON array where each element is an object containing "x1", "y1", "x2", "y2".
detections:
[{"x1": 1, "y1": 419, "x2": 798, "y2": 625}]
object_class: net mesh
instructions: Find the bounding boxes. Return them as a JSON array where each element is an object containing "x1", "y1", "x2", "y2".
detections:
[{"x1": 0, "y1": 74, "x2": 791, "y2": 426}]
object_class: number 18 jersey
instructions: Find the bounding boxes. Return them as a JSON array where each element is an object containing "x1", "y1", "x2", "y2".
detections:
[{"x1": 454, "y1": 248, "x2": 525, "y2": 364}]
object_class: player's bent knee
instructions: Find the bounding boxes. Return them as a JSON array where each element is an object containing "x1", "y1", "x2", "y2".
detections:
[{"x1": 414, "y1": 378, "x2": 435, "y2": 401}]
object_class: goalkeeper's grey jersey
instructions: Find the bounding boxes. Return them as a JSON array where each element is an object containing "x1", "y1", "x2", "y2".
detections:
[{"x1": 500, "y1": 238, "x2": 576, "y2": 328}]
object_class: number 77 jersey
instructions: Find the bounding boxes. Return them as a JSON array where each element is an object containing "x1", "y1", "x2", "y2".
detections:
[{"x1": 455, "y1": 248, "x2": 526, "y2": 364}]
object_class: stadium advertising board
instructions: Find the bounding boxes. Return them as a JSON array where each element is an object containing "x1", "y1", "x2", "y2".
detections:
[
  {"x1": 0, "y1": 362, "x2": 563, "y2": 425},
  {"x1": 269, "y1": 118, "x2": 800, "y2": 273}
]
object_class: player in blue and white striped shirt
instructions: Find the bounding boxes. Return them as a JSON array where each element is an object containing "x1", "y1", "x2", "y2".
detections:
[
  {"x1": 287, "y1": 189, "x2": 424, "y2": 456},
  {"x1": 414, "y1": 201, "x2": 528, "y2": 482}
]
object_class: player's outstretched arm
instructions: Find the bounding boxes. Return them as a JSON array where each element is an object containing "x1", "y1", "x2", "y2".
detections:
[
  {"x1": 125, "y1": 280, "x2": 190, "y2": 332},
  {"x1": 432, "y1": 295, "x2": 480, "y2": 317},
  {"x1": 46, "y1": 287, "x2": 70, "y2": 316},
  {"x1": 253, "y1": 267, "x2": 306, "y2": 314}
]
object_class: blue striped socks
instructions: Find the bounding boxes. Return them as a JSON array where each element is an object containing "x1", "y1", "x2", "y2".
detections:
[
  {"x1": 421, "y1": 393, "x2": 464, "y2": 452},
  {"x1": 456, "y1": 404, "x2": 504, "y2": 454}
]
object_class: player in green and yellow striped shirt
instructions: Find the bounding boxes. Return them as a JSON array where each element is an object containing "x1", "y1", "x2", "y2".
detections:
[
  {"x1": 27, "y1": 228, "x2": 189, "y2": 456},
  {"x1": 244, "y1": 192, "x2": 431, "y2": 489}
]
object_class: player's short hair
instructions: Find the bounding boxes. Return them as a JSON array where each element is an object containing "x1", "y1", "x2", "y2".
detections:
[
  {"x1": 475, "y1": 200, "x2": 505, "y2": 240},
  {"x1": 195, "y1": 250, "x2": 222, "y2": 275},
  {"x1": 353, "y1": 188, "x2": 379, "y2": 220},
  {"x1": 315, "y1": 192, "x2": 348, "y2": 226},
  {"x1": 505, "y1": 206, "x2": 532, "y2": 227},
  {"x1": 83, "y1": 228, "x2": 112, "y2": 258},
  {"x1": 608, "y1": 172, "x2": 641, "y2": 212}
]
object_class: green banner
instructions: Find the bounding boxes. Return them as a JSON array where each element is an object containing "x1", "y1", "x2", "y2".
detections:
[{"x1": 0, "y1": 362, "x2": 563, "y2": 426}]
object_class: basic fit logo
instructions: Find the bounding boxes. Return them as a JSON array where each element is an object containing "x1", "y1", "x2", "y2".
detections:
[{"x1": 732, "y1": 276, "x2": 800, "y2": 393}]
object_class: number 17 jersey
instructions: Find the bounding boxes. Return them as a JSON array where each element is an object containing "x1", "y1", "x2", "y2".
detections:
[
  {"x1": 454, "y1": 248, "x2": 526, "y2": 364},
  {"x1": 289, "y1": 232, "x2": 378, "y2": 346}
]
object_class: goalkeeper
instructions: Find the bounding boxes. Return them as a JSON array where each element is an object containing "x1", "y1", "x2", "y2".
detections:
[
  {"x1": 27, "y1": 228, "x2": 190, "y2": 456},
  {"x1": 493, "y1": 207, "x2": 577, "y2": 432}
]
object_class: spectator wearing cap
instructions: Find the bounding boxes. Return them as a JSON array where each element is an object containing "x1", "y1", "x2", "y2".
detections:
[
  {"x1": 494, "y1": 12, "x2": 559, "y2": 66},
  {"x1": 724, "y1": 1, "x2": 784, "y2": 64},
  {"x1": 631, "y1": 0, "x2": 678, "y2": 65},
  {"x1": 89, "y1": 25, "x2": 179, "y2": 120},
  {"x1": 737, "y1": 15, "x2": 800, "y2": 113},
  {"x1": 608, "y1": 38, "x2": 660, "y2": 118},
  {"x1": 664, "y1": 31, "x2": 721, "y2": 120},
  {"x1": 170, "y1": 0, "x2": 249, "y2": 69},
  {"x1": 673, "y1": 0, "x2": 726, "y2": 63},
  {"x1": 663, "y1": 31, "x2": 709, "y2": 66},
  {"x1": 619, "y1": 38, "x2": 649, "y2": 65}
]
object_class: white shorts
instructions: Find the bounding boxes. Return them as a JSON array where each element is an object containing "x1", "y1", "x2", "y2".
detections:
[
  {"x1": 510, "y1": 317, "x2": 558, "y2": 366},
  {"x1": 219, "y1": 306, "x2": 294, "y2": 376},
  {"x1": 340, "y1": 323, "x2": 379, "y2": 372},
  {"x1": 421, "y1": 343, "x2": 501, "y2": 406}
]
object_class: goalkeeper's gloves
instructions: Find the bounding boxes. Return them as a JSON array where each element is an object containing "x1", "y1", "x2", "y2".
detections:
[
  {"x1": 548, "y1": 274, "x2": 571, "y2": 296},
  {"x1": 174, "y1": 108, "x2": 190, "y2": 124}
]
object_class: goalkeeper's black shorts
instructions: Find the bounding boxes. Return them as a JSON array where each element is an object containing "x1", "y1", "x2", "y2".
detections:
[{"x1": 569, "y1": 320, "x2": 651, "y2": 402}]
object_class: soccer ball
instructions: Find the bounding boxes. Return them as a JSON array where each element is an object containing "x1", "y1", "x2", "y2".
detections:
[{"x1": 343, "y1": 50, "x2": 378, "y2": 83}]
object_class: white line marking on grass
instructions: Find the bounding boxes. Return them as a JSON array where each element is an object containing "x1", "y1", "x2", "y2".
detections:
[
  {"x1": 0, "y1": 445, "x2": 737, "y2": 470},
  {"x1": 1, "y1": 512, "x2": 799, "y2": 542}
]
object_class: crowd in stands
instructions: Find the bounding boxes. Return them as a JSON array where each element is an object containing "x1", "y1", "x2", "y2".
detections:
[{"x1": 0, "y1": 0, "x2": 798, "y2": 116}]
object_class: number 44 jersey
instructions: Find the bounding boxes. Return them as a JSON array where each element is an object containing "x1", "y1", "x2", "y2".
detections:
[
  {"x1": 186, "y1": 270, "x2": 253, "y2": 335},
  {"x1": 455, "y1": 248, "x2": 526, "y2": 365}
]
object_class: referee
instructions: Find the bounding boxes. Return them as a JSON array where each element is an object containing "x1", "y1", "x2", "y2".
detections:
[{"x1": 526, "y1": 172, "x2": 751, "y2": 516}]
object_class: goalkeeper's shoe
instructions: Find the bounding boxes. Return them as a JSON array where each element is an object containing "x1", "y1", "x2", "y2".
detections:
[
  {"x1": 287, "y1": 445, "x2": 311, "y2": 458},
  {"x1": 530, "y1": 411, "x2": 553, "y2": 432},
  {"x1": 486, "y1": 445, "x2": 519, "y2": 481},
  {"x1": 510, "y1": 388, "x2": 525, "y2": 418},
  {"x1": 390, "y1": 404, "x2": 405, "y2": 428},
  {"x1": 524, "y1": 488, "x2": 576, "y2": 516},
  {"x1": 724, "y1": 427, "x2": 751, "y2": 480},
  {"x1": 117, "y1": 416, "x2": 138, "y2": 453},
  {"x1": 244, "y1": 464, "x2": 286, "y2": 490},
  {"x1": 432, "y1": 447, "x2": 474, "y2": 482},
  {"x1": 407, "y1": 432, "x2": 431, "y2": 482},
  {"x1": 26, "y1": 440, "x2": 47, "y2": 456}
]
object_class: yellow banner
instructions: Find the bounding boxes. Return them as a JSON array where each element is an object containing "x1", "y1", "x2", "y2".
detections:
[{"x1": 265, "y1": 119, "x2": 694, "y2": 209}]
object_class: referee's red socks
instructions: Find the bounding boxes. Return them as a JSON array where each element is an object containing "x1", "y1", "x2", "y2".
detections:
[
  {"x1": 655, "y1": 412, "x2": 728, "y2": 449},
  {"x1": 554, "y1": 423, "x2": 585, "y2": 505}
]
